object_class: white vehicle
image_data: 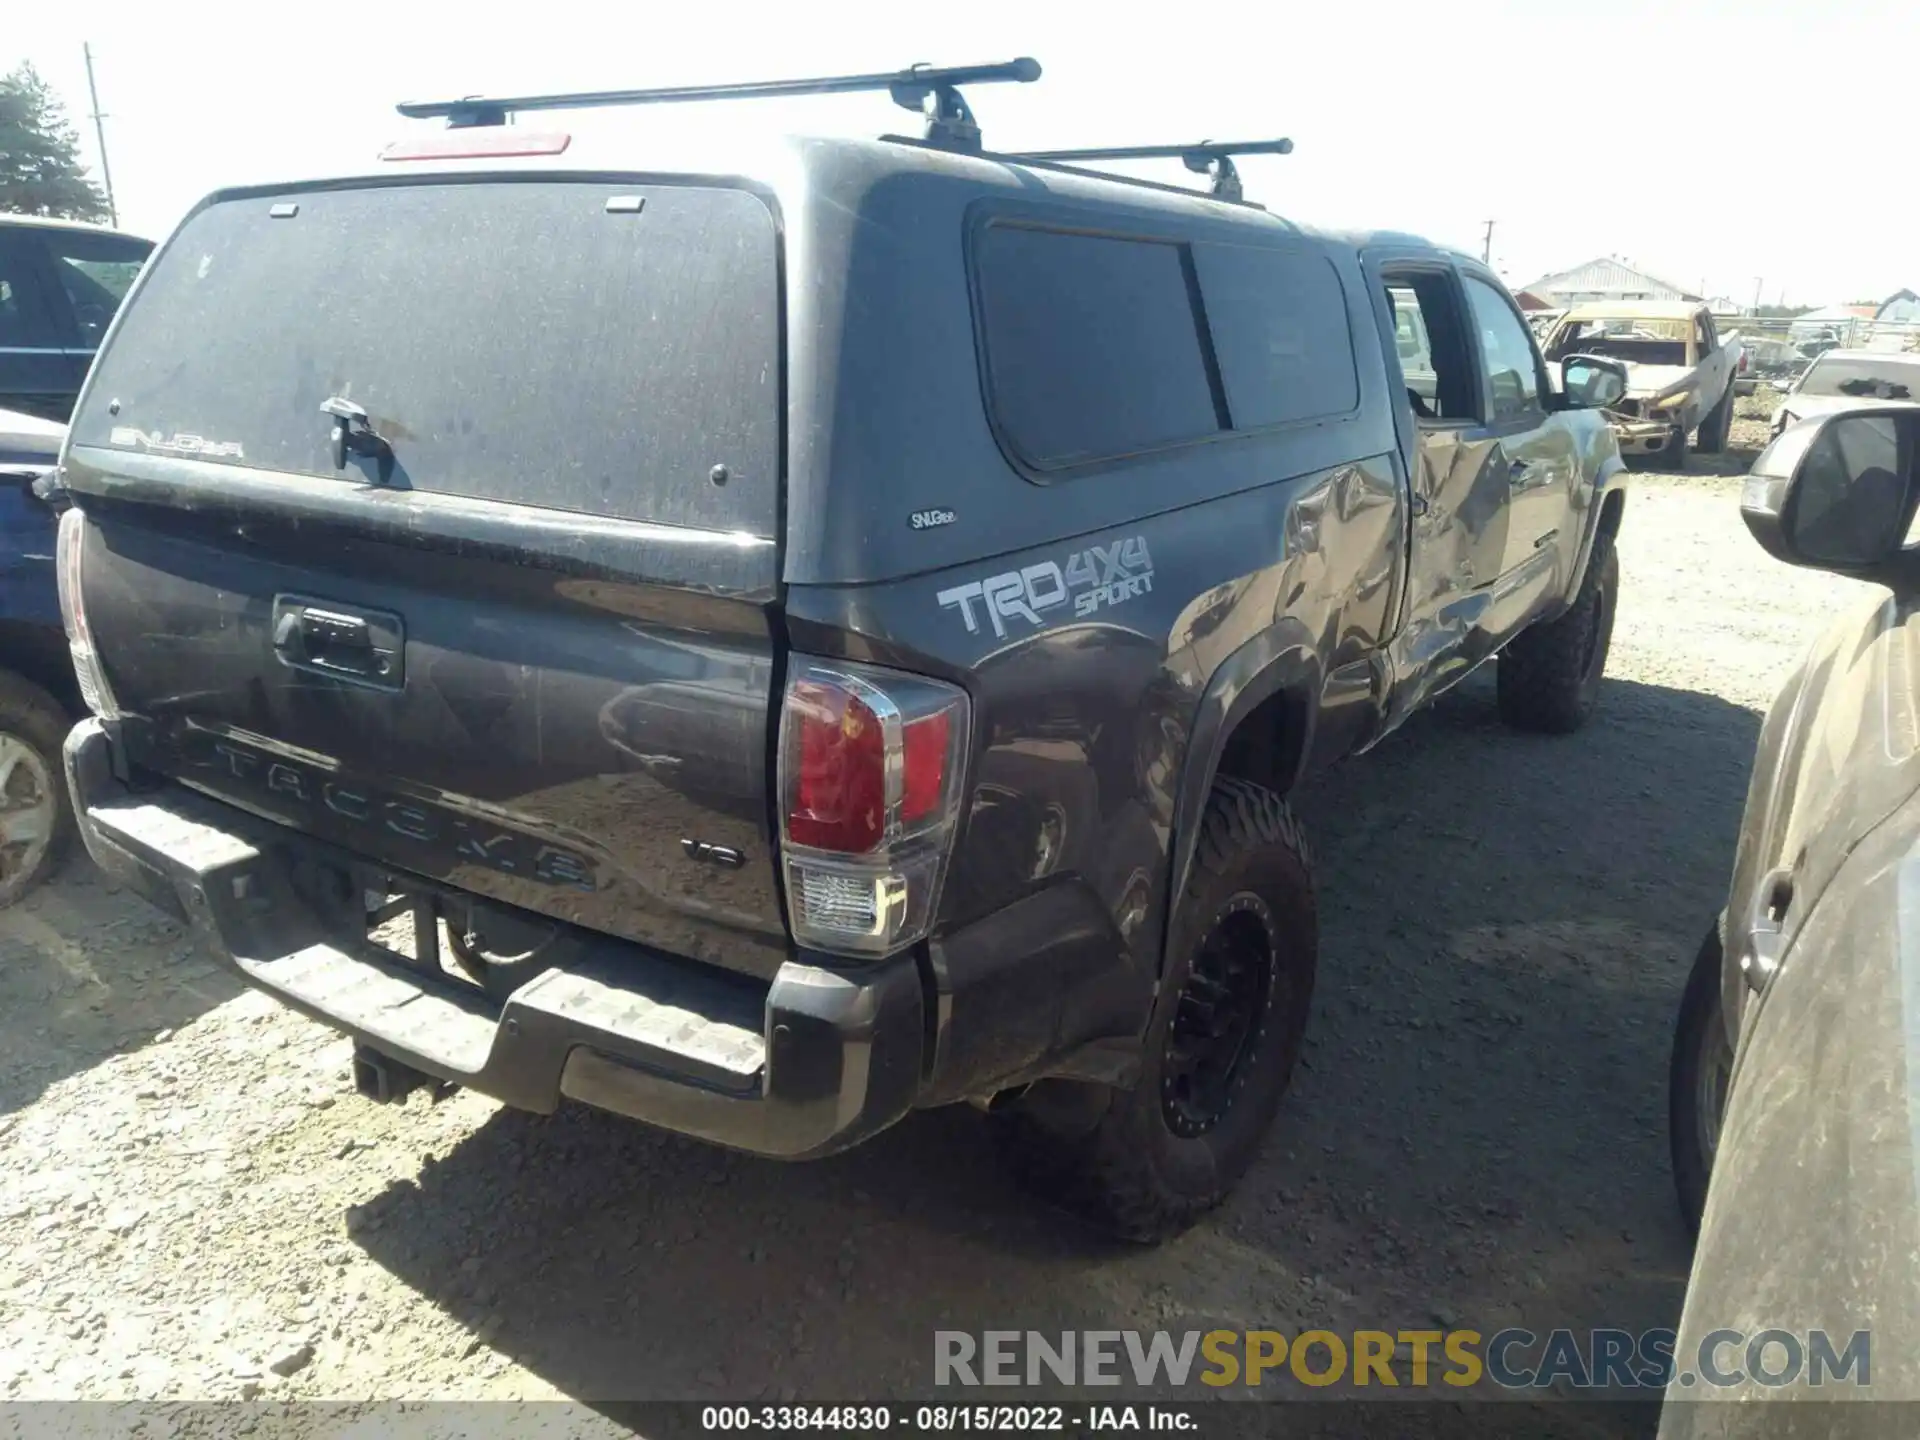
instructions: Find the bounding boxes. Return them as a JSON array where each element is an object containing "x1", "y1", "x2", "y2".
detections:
[
  {"x1": 1543, "y1": 300, "x2": 1745, "y2": 468},
  {"x1": 1769, "y1": 348, "x2": 1920, "y2": 439}
]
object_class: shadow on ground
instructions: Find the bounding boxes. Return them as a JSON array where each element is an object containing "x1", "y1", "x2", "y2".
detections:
[
  {"x1": 0, "y1": 864, "x2": 242, "y2": 1116},
  {"x1": 1630, "y1": 442, "x2": 1762, "y2": 482},
  {"x1": 340, "y1": 671, "x2": 1758, "y2": 1434}
]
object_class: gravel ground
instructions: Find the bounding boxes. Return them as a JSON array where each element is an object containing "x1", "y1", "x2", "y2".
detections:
[{"x1": 0, "y1": 388, "x2": 1868, "y2": 1431}]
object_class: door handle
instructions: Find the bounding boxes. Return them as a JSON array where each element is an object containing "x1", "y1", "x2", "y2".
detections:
[
  {"x1": 1739, "y1": 865, "x2": 1795, "y2": 993},
  {"x1": 274, "y1": 607, "x2": 379, "y2": 676},
  {"x1": 271, "y1": 596, "x2": 405, "y2": 689}
]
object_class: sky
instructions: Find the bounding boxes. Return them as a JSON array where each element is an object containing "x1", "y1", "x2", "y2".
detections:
[{"x1": 13, "y1": 0, "x2": 1919, "y2": 307}]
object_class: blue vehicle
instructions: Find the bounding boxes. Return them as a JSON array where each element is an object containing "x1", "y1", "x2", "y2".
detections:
[
  {"x1": 0, "y1": 215, "x2": 154, "y2": 423},
  {"x1": 0, "y1": 405, "x2": 78, "y2": 902}
]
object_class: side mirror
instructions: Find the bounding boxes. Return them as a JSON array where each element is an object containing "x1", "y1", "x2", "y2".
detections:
[
  {"x1": 1558, "y1": 355, "x2": 1628, "y2": 410},
  {"x1": 1742, "y1": 409, "x2": 1920, "y2": 581}
]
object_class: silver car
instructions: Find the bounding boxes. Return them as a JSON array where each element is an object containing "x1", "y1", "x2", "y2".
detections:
[{"x1": 1769, "y1": 348, "x2": 1920, "y2": 439}]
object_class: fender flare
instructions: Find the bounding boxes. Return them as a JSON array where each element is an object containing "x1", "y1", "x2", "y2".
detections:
[
  {"x1": 1563, "y1": 455, "x2": 1629, "y2": 606},
  {"x1": 1161, "y1": 623, "x2": 1323, "y2": 971}
]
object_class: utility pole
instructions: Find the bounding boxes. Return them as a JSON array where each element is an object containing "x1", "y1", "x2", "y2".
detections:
[
  {"x1": 1752, "y1": 277, "x2": 1764, "y2": 315},
  {"x1": 83, "y1": 43, "x2": 118, "y2": 228},
  {"x1": 1481, "y1": 220, "x2": 1494, "y2": 265}
]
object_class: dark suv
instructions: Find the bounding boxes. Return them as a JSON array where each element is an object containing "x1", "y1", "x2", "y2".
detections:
[
  {"x1": 0, "y1": 215, "x2": 153, "y2": 423},
  {"x1": 55, "y1": 61, "x2": 1630, "y2": 1239}
]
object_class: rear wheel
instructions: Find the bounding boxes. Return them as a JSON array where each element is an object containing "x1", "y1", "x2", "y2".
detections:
[
  {"x1": 0, "y1": 673, "x2": 75, "y2": 906},
  {"x1": 1497, "y1": 541, "x2": 1618, "y2": 734},
  {"x1": 990, "y1": 778, "x2": 1316, "y2": 1242},
  {"x1": 1669, "y1": 925, "x2": 1733, "y2": 1235}
]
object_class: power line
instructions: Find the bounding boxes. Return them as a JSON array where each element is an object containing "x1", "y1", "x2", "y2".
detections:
[{"x1": 82, "y1": 42, "x2": 118, "y2": 228}]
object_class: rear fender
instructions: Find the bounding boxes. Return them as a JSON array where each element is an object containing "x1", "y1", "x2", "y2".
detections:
[
  {"x1": 1560, "y1": 448, "x2": 1629, "y2": 611},
  {"x1": 1162, "y1": 625, "x2": 1322, "y2": 971}
]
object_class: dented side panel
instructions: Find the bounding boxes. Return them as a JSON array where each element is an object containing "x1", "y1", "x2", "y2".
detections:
[{"x1": 786, "y1": 452, "x2": 1403, "y2": 1070}]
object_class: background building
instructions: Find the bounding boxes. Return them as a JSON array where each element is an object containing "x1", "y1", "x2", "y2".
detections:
[{"x1": 1518, "y1": 258, "x2": 1699, "y2": 308}]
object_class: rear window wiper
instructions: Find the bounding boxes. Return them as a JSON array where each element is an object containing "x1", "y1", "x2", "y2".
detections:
[{"x1": 321, "y1": 396, "x2": 395, "y2": 482}]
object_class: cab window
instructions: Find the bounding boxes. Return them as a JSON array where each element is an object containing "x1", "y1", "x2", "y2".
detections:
[
  {"x1": 1464, "y1": 277, "x2": 1542, "y2": 423},
  {"x1": 0, "y1": 236, "x2": 61, "y2": 350},
  {"x1": 1379, "y1": 272, "x2": 1478, "y2": 422},
  {"x1": 45, "y1": 231, "x2": 151, "y2": 349}
]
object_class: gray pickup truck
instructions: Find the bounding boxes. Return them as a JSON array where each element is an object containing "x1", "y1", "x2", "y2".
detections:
[{"x1": 53, "y1": 60, "x2": 1629, "y2": 1240}]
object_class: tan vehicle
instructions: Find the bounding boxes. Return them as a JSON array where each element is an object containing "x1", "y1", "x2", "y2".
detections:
[{"x1": 1543, "y1": 300, "x2": 1745, "y2": 468}]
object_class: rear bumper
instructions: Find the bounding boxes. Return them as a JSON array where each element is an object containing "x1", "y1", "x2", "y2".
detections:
[{"x1": 64, "y1": 717, "x2": 924, "y2": 1159}]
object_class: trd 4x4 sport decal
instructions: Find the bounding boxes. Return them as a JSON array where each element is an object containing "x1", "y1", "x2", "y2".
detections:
[{"x1": 937, "y1": 536, "x2": 1154, "y2": 638}]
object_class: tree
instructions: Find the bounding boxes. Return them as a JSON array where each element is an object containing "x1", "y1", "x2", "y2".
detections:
[{"x1": 0, "y1": 62, "x2": 110, "y2": 222}]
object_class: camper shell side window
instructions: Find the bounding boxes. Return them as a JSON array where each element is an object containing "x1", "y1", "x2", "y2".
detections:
[{"x1": 968, "y1": 209, "x2": 1362, "y2": 479}]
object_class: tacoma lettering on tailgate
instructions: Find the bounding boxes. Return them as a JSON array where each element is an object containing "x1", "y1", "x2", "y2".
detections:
[{"x1": 205, "y1": 740, "x2": 595, "y2": 889}]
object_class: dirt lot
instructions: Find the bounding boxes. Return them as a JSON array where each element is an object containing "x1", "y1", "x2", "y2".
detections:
[{"x1": 0, "y1": 392, "x2": 1868, "y2": 1429}]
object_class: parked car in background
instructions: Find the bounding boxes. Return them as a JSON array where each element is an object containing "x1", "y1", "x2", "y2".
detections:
[
  {"x1": 1543, "y1": 300, "x2": 1745, "y2": 468},
  {"x1": 1736, "y1": 333, "x2": 1807, "y2": 394},
  {"x1": 0, "y1": 215, "x2": 154, "y2": 423},
  {"x1": 0, "y1": 405, "x2": 79, "y2": 902},
  {"x1": 1664, "y1": 407, "x2": 1920, "y2": 1429},
  {"x1": 1797, "y1": 328, "x2": 1844, "y2": 361},
  {"x1": 1526, "y1": 306, "x2": 1565, "y2": 343},
  {"x1": 1769, "y1": 348, "x2": 1920, "y2": 439}
]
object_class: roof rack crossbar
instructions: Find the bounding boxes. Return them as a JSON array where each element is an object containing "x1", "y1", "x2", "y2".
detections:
[
  {"x1": 1007, "y1": 138, "x2": 1294, "y2": 202},
  {"x1": 395, "y1": 58, "x2": 1042, "y2": 152}
]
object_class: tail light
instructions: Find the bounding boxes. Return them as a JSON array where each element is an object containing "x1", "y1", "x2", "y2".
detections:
[
  {"x1": 777, "y1": 658, "x2": 970, "y2": 958},
  {"x1": 56, "y1": 508, "x2": 120, "y2": 719}
]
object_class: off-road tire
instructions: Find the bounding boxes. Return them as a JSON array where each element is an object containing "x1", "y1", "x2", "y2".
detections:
[
  {"x1": 1496, "y1": 540, "x2": 1618, "y2": 734},
  {"x1": 990, "y1": 777, "x2": 1316, "y2": 1243},
  {"x1": 1669, "y1": 925, "x2": 1731, "y2": 1236},
  {"x1": 1696, "y1": 385, "x2": 1734, "y2": 455},
  {"x1": 0, "y1": 672, "x2": 76, "y2": 907}
]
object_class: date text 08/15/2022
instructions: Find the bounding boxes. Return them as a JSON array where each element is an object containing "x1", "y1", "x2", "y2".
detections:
[{"x1": 700, "y1": 1405, "x2": 1191, "y2": 1432}]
